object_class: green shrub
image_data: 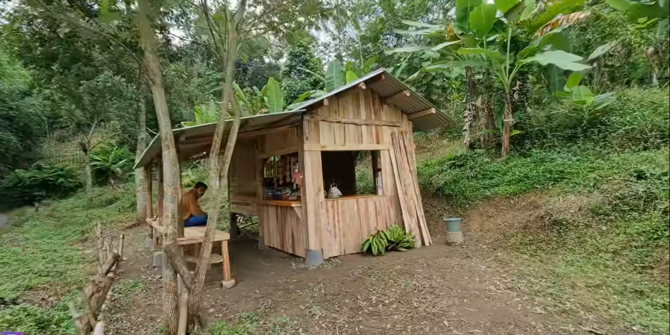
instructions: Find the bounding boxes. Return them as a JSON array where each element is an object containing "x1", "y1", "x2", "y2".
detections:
[
  {"x1": 515, "y1": 89, "x2": 669, "y2": 152},
  {"x1": 0, "y1": 162, "x2": 82, "y2": 208},
  {"x1": 89, "y1": 142, "x2": 134, "y2": 187}
]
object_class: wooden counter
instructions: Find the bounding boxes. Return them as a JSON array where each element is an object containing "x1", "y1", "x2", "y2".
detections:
[
  {"x1": 230, "y1": 196, "x2": 301, "y2": 207},
  {"x1": 324, "y1": 194, "x2": 389, "y2": 202},
  {"x1": 256, "y1": 199, "x2": 302, "y2": 207}
]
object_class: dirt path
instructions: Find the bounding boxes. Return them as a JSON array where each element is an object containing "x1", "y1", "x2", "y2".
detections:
[{"x1": 105, "y1": 228, "x2": 567, "y2": 335}]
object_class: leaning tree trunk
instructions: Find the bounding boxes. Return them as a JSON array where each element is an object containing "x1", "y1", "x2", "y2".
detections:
[
  {"x1": 137, "y1": 1, "x2": 181, "y2": 334},
  {"x1": 462, "y1": 66, "x2": 476, "y2": 149},
  {"x1": 501, "y1": 91, "x2": 513, "y2": 158},
  {"x1": 135, "y1": 100, "x2": 149, "y2": 225},
  {"x1": 187, "y1": 2, "x2": 246, "y2": 329}
]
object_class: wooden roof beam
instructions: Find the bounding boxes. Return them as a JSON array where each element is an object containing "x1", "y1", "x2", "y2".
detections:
[
  {"x1": 384, "y1": 90, "x2": 411, "y2": 105},
  {"x1": 407, "y1": 108, "x2": 436, "y2": 120}
]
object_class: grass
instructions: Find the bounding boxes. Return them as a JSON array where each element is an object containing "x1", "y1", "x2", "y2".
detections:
[
  {"x1": 418, "y1": 147, "x2": 669, "y2": 206},
  {"x1": 196, "y1": 310, "x2": 298, "y2": 335},
  {"x1": 0, "y1": 185, "x2": 135, "y2": 334}
]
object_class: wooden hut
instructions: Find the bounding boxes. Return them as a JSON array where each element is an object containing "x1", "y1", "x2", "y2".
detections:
[{"x1": 135, "y1": 69, "x2": 453, "y2": 266}]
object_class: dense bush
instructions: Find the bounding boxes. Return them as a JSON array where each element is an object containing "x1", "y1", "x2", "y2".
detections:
[
  {"x1": 89, "y1": 143, "x2": 134, "y2": 187},
  {"x1": 0, "y1": 162, "x2": 82, "y2": 207},
  {"x1": 570, "y1": 4, "x2": 668, "y2": 89},
  {"x1": 418, "y1": 147, "x2": 668, "y2": 205},
  {"x1": 514, "y1": 89, "x2": 669, "y2": 152}
]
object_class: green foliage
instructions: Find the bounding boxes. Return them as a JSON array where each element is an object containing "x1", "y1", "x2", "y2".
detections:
[
  {"x1": 181, "y1": 101, "x2": 220, "y2": 127},
  {"x1": 570, "y1": 4, "x2": 668, "y2": 89},
  {"x1": 0, "y1": 303, "x2": 74, "y2": 334},
  {"x1": 89, "y1": 143, "x2": 134, "y2": 187},
  {"x1": 0, "y1": 163, "x2": 82, "y2": 208},
  {"x1": 264, "y1": 77, "x2": 285, "y2": 113},
  {"x1": 517, "y1": 88, "x2": 669, "y2": 152},
  {"x1": 362, "y1": 225, "x2": 416, "y2": 255},
  {"x1": 0, "y1": 41, "x2": 44, "y2": 176},
  {"x1": 281, "y1": 41, "x2": 324, "y2": 103},
  {"x1": 324, "y1": 59, "x2": 345, "y2": 92},
  {"x1": 420, "y1": 146, "x2": 668, "y2": 205},
  {"x1": 0, "y1": 186, "x2": 135, "y2": 333}
]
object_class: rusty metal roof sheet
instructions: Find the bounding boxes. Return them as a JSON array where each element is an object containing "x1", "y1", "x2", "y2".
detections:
[{"x1": 134, "y1": 69, "x2": 453, "y2": 168}]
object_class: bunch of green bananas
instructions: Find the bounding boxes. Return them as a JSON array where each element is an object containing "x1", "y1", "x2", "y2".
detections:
[
  {"x1": 361, "y1": 231, "x2": 388, "y2": 256},
  {"x1": 361, "y1": 225, "x2": 416, "y2": 256},
  {"x1": 383, "y1": 225, "x2": 415, "y2": 251}
]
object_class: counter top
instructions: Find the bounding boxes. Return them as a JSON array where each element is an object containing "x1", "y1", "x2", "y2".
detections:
[
  {"x1": 324, "y1": 194, "x2": 389, "y2": 201},
  {"x1": 255, "y1": 199, "x2": 302, "y2": 207}
]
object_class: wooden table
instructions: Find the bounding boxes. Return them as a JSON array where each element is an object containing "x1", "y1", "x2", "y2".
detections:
[{"x1": 177, "y1": 227, "x2": 233, "y2": 286}]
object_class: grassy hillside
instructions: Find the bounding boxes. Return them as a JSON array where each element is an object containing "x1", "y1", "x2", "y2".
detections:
[
  {"x1": 416, "y1": 88, "x2": 670, "y2": 333},
  {"x1": 0, "y1": 186, "x2": 135, "y2": 333}
]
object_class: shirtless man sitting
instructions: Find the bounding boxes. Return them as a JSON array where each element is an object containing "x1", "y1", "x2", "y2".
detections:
[{"x1": 181, "y1": 182, "x2": 208, "y2": 227}]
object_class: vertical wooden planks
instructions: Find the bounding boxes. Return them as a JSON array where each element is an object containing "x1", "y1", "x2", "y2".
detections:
[
  {"x1": 258, "y1": 205, "x2": 306, "y2": 257},
  {"x1": 389, "y1": 132, "x2": 424, "y2": 247},
  {"x1": 401, "y1": 131, "x2": 432, "y2": 245}
]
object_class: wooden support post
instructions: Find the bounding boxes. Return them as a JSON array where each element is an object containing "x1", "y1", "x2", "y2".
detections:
[
  {"x1": 229, "y1": 213, "x2": 238, "y2": 240},
  {"x1": 221, "y1": 240, "x2": 235, "y2": 288},
  {"x1": 300, "y1": 119, "x2": 324, "y2": 265},
  {"x1": 175, "y1": 135, "x2": 184, "y2": 239},
  {"x1": 254, "y1": 140, "x2": 265, "y2": 249},
  {"x1": 357, "y1": 82, "x2": 367, "y2": 90},
  {"x1": 155, "y1": 162, "x2": 164, "y2": 250},
  {"x1": 144, "y1": 164, "x2": 154, "y2": 244}
]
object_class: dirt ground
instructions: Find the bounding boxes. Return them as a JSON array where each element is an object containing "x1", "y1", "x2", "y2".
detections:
[{"x1": 103, "y1": 196, "x2": 596, "y2": 335}]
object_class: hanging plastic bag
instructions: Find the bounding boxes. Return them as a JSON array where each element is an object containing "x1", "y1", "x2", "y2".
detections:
[{"x1": 327, "y1": 183, "x2": 342, "y2": 199}]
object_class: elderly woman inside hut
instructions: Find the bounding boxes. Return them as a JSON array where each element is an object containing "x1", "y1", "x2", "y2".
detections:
[{"x1": 181, "y1": 182, "x2": 208, "y2": 227}]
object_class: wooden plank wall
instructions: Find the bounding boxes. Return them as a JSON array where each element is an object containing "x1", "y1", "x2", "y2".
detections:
[
  {"x1": 255, "y1": 127, "x2": 306, "y2": 256},
  {"x1": 229, "y1": 139, "x2": 257, "y2": 197},
  {"x1": 322, "y1": 196, "x2": 402, "y2": 258},
  {"x1": 258, "y1": 205, "x2": 306, "y2": 257},
  {"x1": 300, "y1": 89, "x2": 420, "y2": 258},
  {"x1": 258, "y1": 126, "x2": 301, "y2": 155}
]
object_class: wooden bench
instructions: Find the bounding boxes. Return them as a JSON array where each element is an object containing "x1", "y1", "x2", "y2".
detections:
[{"x1": 147, "y1": 219, "x2": 233, "y2": 287}]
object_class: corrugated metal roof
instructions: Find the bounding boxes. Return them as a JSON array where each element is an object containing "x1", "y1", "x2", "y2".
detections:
[{"x1": 134, "y1": 69, "x2": 453, "y2": 169}]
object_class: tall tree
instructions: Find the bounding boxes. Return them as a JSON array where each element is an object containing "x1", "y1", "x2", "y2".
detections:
[
  {"x1": 281, "y1": 40, "x2": 324, "y2": 102},
  {"x1": 137, "y1": 0, "x2": 182, "y2": 332}
]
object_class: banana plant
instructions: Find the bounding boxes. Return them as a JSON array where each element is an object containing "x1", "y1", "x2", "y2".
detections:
[
  {"x1": 385, "y1": 0, "x2": 594, "y2": 156},
  {"x1": 558, "y1": 72, "x2": 616, "y2": 109},
  {"x1": 181, "y1": 101, "x2": 220, "y2": 127},
  {"x1": 458, "y1": 0, "x2": 593, "y2": 157}
]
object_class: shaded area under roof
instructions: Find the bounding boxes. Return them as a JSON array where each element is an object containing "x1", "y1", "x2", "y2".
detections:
[{"x1": 134, "y1": 69, "x2": 454, "y2": 169}]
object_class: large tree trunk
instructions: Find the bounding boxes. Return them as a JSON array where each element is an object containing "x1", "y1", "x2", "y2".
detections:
[
  {"x1": 463, "y1": 66, "x2": 475, "y2": 149},
  {"x1": 501, "y1": 91, "x2": 513, "y2": 158},
  {"x1": 479, "y1": 69, "x2": 495, "y2": 148},
  {"x1": 137, "y1": 1, "x2": 181, "y2": 334},
  {"x1": 135, "y1": 100, "x2": 149, "y2": 225},
  {"x1": 187, "y1": 2, "x2": 246, "y2": 329}
]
